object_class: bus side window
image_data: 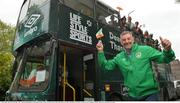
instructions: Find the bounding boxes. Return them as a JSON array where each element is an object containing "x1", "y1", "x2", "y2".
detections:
[{"x1": 64, "y1": 0, "x2": 93, "y2": 17}]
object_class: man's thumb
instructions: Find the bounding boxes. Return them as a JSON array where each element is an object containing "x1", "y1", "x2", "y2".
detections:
[{"x1": 159, "y1": 36, "x2": 163, "y2": 42}]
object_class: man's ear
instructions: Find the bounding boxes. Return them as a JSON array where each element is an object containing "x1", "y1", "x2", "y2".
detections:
[{"x1": 120, "y1": 39, "x2": 123, "y2": 46}]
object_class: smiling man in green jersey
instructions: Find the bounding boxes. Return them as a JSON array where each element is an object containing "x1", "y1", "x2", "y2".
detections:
[{"x1": 96, "y1": 31, "x2": 175, "y2": 101}]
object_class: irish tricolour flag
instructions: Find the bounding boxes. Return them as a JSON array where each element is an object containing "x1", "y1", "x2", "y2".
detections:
[{"x1": 96, "y1": 28, "x2": 104, "y2": 39}]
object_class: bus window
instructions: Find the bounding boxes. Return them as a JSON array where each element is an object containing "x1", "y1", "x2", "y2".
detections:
[
  {"x1": 12, "y1": 52, "x2": 24, "y2": 79},
  {"x1": 64, "y1": 0, "x2": 93, "y2": 17},
  {"x1": 18, "y1": 41, "x2": 51, "y2": 91},
  {"x1": 29, "y1": 0, "x2": 49, "y2": 7},
  {"x1": 19, "y1": 0, "x2": 30, "y2": 22},
  {"x1": 19, "y1": 0, "x2": 49, "y2": 22}
]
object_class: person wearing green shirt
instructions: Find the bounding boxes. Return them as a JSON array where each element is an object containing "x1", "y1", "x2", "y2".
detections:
[{"x1": 96, "y1": 31, "x2": 175, "y2": 101}]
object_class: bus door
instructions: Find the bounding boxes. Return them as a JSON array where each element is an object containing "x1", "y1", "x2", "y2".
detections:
[
  {"x1": 83, "y1": 53, "x2": 96, "y2": 101},
  {"x1": 58, "y1": 45, "x2": 96, "y2": 101}
]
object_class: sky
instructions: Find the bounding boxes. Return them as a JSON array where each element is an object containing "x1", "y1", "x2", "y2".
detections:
[{"x1": 0, "y1": 0, "x2": 180, "y2": 59}]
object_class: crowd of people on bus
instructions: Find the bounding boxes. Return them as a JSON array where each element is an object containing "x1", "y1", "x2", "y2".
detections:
[{"x1": 101, "y1": 15, "x2": 162, "y2": 51}]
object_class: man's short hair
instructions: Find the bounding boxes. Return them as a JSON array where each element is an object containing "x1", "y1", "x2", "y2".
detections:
[{"x1": 120, "y1": 31, "x2": 133, "y2": 38}]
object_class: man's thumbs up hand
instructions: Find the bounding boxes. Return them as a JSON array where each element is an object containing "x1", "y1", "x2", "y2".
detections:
[{"x1": 159, "y1": 36, "x2": 171, "y2": 51}]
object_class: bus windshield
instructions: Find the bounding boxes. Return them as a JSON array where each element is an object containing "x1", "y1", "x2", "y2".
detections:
[{"x1": 17, "y1": 40, "x2": 52, "y2": 91}]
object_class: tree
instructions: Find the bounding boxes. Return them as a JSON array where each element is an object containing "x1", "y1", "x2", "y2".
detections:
[{"x1": 0, "y1": 20, "x2": 15, "y2": 100}]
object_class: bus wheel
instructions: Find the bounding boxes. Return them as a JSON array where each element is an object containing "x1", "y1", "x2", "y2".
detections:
[
  {"x1": 163, "y1": 88, "x2": 169, "y2": 101},
  {"x1": 108, "y1": 92, "x2": 122, "y2": 101}
]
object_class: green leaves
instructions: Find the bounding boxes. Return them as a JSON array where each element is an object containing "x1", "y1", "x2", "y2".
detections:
[
  {"x1": 0, "y1": 20, "x2": 15, "y2": 100},
  {"x1": 0, "y1": 21, "x2": 15, "y2": 52}
]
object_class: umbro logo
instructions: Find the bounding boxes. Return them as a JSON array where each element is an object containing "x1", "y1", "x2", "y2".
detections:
[{"x1": 25, "y1": 14, "x2": 41, "y2": 28}]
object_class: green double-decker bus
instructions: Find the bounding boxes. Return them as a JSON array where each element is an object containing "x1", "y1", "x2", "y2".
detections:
[
  {"x1": 5, "y1": 0, "x2": 178, "y2": 101},
  {"x1": 6, "y1": 0, "x2": 124, "y2": 101}
]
